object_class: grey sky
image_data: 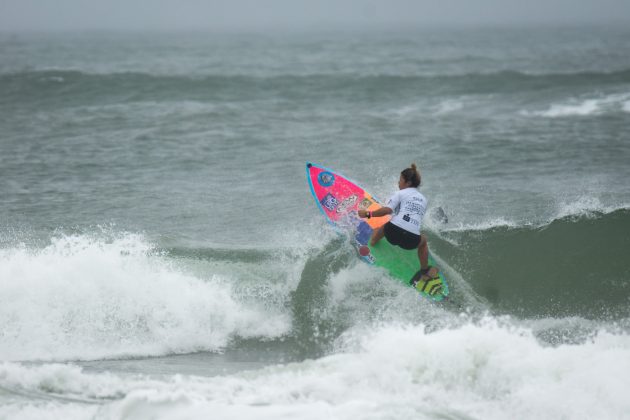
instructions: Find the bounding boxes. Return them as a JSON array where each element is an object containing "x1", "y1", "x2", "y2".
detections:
[{"x1": 1, "y1": 0, "x2": 629, "y2": 31}]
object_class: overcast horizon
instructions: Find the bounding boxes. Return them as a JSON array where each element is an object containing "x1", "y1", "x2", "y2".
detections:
[{"x1": 1, "y1": 0, "x2": 630, "y2": 33}]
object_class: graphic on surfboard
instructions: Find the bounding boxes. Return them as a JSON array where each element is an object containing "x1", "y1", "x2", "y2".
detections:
[{"x1": 306, "y1": 162, "x2": 449, "y2": 301}]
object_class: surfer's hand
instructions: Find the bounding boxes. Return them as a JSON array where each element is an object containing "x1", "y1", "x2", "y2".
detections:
[{"x1": 358, "y1": 210, "x2": 367, "y2": 218}]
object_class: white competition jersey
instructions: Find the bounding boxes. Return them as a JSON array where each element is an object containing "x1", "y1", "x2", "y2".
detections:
[{"x1": 386, "y1": 188, "x2": 427, "y2": 235}]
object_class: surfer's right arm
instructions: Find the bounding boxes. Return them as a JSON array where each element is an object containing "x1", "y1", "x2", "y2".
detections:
[{"x1": 358, "y1": 207, "x2": 393, "y2": 219}]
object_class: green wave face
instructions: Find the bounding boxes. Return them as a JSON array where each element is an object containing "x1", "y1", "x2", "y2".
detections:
[{"x1": 430, "y1": 209, "x2": 630, "y2": 319}]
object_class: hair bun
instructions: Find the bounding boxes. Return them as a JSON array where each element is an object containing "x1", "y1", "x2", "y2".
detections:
[{"x1": 401, "y1": 164, "x2": 421, "y2": 188}]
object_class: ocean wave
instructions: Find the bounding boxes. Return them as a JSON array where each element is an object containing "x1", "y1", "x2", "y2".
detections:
[
  {"x1": 435, "y1": 198, "x2": 630, "y2": 234},
  {"x1": 386, "y1": 98, "x2": 467, "y2": 119},
  {"x1": 4, "y1": 67, "x2": 630, "y2": 81},
  {"x1": 33, "y1": 99, "x2": 228, "y2": 127},
  {"x1": 0, "y1": 362, "x2": 135, "y2": 401},
  {"x1": 0, "y1": 233, "x2": 291, "y2": 362},
  {"x1": 3, "y1": 69, "x2": 630, "y2": 106},
  {"x1": 433, "y1": 208, "x2": 630, "y2": 319},
  {"x1": 554, "y1": 196, "x2": 630, "y2": 220},
  {"x1": 3, "y1": 320, "x2": 630, "y2": 420},
  {"x1": 522, "y1": 91, "x2": 630, "y2": 117},
  {"x1": 437, "y1": 217, "x2": 522, "y2": 233},
  {"x1": 434, "y1": 98, "x2": 465, "y2": 114}
]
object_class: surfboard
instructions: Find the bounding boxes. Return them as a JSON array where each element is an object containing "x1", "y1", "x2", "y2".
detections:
[{"x1": 306, "y1": 162, "x2": 449, "y2": 301}]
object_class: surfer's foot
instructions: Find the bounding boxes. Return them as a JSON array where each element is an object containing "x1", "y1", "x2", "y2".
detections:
[
  {"x1": 409, "y1": 266, "x2": 440, "y2": 287},
  {"x1": 419, "y1": 266, "x2": 439, "y2": 281}
]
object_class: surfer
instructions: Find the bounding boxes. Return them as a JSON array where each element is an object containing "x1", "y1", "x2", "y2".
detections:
[{"x1": 357, "y1": 164, "x2": 439, "y2": 282}]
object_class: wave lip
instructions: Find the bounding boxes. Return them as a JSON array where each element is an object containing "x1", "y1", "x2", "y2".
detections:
[
  {"x1": 433, "y1": 196, "x2": 630, "y2": 235},
  {"x1": 554, "y1": 196, "x2": 630, "y2": 220},
  {"x1": 0, "y1": 233, "x2": 291, "y2": 362}
]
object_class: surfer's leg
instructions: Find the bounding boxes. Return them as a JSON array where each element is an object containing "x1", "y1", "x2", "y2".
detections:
[
  {"x1": 418, "y1": 234, "x2": 429, "y2": 270},
  {"x1": 419, "y1": 236, "x2": 440, "y2": 280},
  {"x1": 370, "y1": 226, "x2": 385, "y2": 246},
  {"x1": 418, "y1": 234, "x2": 440, "y2": 280}
]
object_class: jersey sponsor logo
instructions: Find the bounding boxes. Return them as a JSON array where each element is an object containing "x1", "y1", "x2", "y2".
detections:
[
  {"x1": 359, "y1": 198, "x2": 372, "y2": 210},
  {"x1": 403, "y1": 214, "x2": 420, "y2": 226},
  {"x1": 404, "y1": 198, "x2": 425, "y2": 215},
  {"x1": 320, "y1": 193, "x2": 339, "y2": 211},
  {"x1": 317, "y1": 171, "x2": 335, "y2": 187},
  {"x1": 336, "y1": 194, "x2": 358, "y2": 214}
]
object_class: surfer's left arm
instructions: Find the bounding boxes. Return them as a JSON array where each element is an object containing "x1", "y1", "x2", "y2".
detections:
[{"x1": 358, "y1": 207, "x2": 392, "y2": 219}]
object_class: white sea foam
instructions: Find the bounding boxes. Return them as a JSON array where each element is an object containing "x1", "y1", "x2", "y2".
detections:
[
  {"x1": 98, "y1": 322, "x2": 630, "y2": 420},
  {"x1": 388, "y1": 98, "x2": 465, "y2": 119},
  {"x1": 554, "y1": 196, "x2": 629, "y2": 220},
  {"x1": 388, "y1": 103, "x2": 422, "y2": 118},
  {"x1": 40, "y1": 76, "x2": 65, "y2": 83},
  {"x1": 538, "y1": 99, "x2": 600, "y2": 117},
  {"x1": 0, "y1": 404, "x2": 97, "y2": 420},
  {"x1": 0, "y1": 234, "x2": 291, "y2": 362},
  {"x1": 438, "y1": 217, "x2": 521, "y2": 233},
  {"x1": 2, "y1": 320, "x2": 629, "y2": 420},
  {"x1": 0, "y1": 362, "x2": 130, "y2": 399},
  {"x1": 429, "y1": 195, "x2": 629, "y2": 234},
  {"x1": 524, "y1": 92, "x2": 630, "y2": 117},
  {"x1": 434, "y1": 99, "x2": 464, "y2": 114}
]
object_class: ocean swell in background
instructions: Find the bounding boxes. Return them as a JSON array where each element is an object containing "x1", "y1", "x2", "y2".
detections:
[{"x1": 3, "y1": 69, "x2": 630, "y2": 106}]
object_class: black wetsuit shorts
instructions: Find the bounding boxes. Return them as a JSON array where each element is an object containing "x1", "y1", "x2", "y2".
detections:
[{"x1": 384, "y1": 222, "x2": 421, "y2": 250}]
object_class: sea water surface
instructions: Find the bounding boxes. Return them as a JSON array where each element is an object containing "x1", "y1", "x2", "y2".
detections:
[{"x1": 1, "y1": 25, "x2": 630, "y2": 419}]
